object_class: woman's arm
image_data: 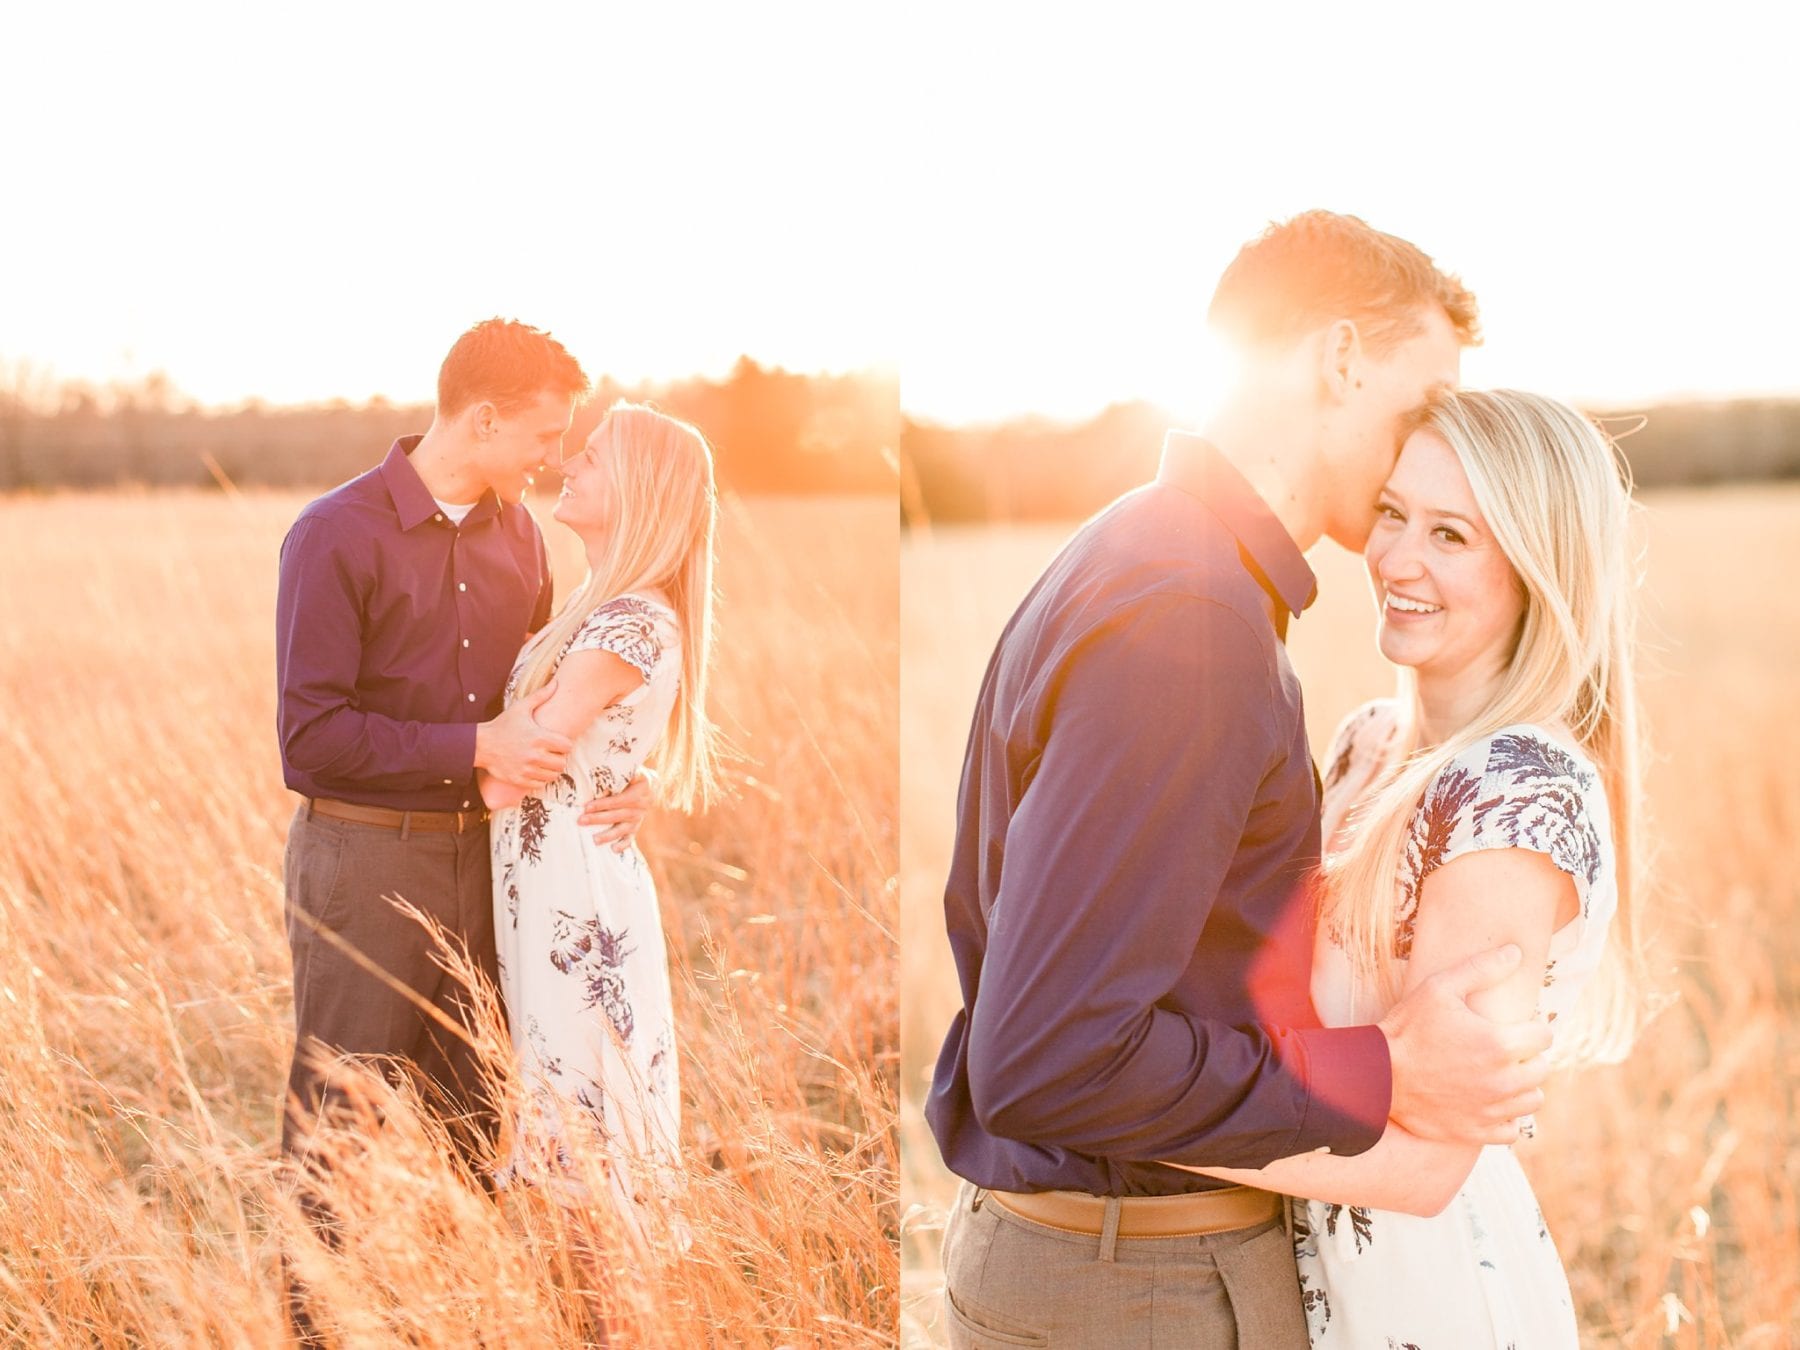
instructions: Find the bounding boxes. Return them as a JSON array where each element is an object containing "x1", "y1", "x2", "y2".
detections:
[
  {"x1": 477, "y1": 649, "x2": 646, "y2": 811},
  {"x1": 1169, "y1": 1119, "x2": 1472, "y2": 1218},
  {"x1": 1162, "y1": 846, "x2": 1571, "y2": 1217}
]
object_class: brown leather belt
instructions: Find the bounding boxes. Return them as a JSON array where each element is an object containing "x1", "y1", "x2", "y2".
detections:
[
  {"x1": 988, "y1": 1185, "x2": 1281, "y2": 1239},
  {"x1": 306, "y1": 797, "x2": 490, "y2": 834}
]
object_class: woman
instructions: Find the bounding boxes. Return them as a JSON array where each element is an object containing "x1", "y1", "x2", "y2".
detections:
[
  {"x1": 479, "y1": 401, "x2": 719, "y2": 1217},
  {"x1": 1175, "y1": 389, "x2": 1650, "y2": 1347}
]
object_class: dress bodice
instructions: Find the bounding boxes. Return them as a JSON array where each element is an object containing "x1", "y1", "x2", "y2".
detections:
[{"x1": 503, "y1": 593, "x2": 682, "y2": 805}]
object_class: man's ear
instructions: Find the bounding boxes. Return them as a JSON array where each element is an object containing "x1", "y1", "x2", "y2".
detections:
[
  {"x1": 1318, "y1": 319, "x2": 1362, "y2": 403},
  {"x1": 471, "y1": 399, "x2": 501, "y2": 440}
]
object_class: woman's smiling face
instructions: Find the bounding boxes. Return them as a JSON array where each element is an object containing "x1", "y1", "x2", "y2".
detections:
[
  {"x1": 552, "y1": 430, "x2": 614, "y2": 530},
  {"x1": 1364, "y1": 427, "x2": 1526, "y2": 686}
]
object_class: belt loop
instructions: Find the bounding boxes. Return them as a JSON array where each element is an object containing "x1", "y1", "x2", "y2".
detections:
[
  {"x1": 1283, "y1": 1194, "x2": 1295, "y2": 1243},
  {"x1": 969, "y1": 1186, "x2": 987, "y2": 1213},
  {"x1": 1097, "y1": 1196, "x2": 1122, "y2": 1263},
  {"x1": 399, "y1": 811, "x2": 413, "y2": 842},
  {"x1": 304, "y1": 798, "x2": 316, "y2": 820}
]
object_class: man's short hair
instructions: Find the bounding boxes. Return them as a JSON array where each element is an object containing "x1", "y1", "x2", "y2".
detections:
[
  {"x1": 437, "y1": 318, "x2": 590, "y2": 418},
  {"x1": 1208, "y1": 210, "x2": 1481, "y2": 354}
]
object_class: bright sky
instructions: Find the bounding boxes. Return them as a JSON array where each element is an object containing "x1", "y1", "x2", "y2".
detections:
[
  {"x1": 4, "y1": 4, "x2": 1795, "y2": 422},
  {"x1": 1, "y1": 4, "x2": 901, "y2": 408},
  {"x1": 888, "y1": 5, "x2": 1800, "y2": 423}
]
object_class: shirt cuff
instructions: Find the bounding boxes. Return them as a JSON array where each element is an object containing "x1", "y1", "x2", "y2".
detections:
[
  {"x1": 425, "y1": 721, "x2": 479, "y2": 785},
  {"x1": 1287, "y1": 1024, "x2": 1393, "y2": 1157}
]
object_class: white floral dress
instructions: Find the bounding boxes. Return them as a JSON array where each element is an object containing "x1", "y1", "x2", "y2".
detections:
[
  {"x1": 490, "y1": 594, "x2": 683, "y2": 1209},
  {"x1": 1296, "y1": 699, "x2": 1614, "y2": 1349}
]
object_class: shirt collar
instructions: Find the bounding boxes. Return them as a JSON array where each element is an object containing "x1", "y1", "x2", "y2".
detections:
[
  {"x1": 1155, "y1": 430, "x2": 1318, "y2": 623},
  {"x1": 379, "y1": 435, "x2": 501, "y2": 531}
]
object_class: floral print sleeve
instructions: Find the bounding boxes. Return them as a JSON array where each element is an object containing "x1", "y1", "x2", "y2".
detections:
[
  {"x1": 565, "y1": 595, "x2": 667, "y2": 682},
  {"x1": 1418, "y1": 734, "x2": 1605, "y2": 914},
  {"x1": 1397, "y1": 728, "x2": 1606, "y2": 961}
]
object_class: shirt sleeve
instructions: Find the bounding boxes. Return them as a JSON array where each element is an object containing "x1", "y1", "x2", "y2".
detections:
[
  {"x1": 565, "y1": 598, "x2": 662, "y2": 682},
  {"x1": 275, "y1": 516, "x2": 477, "y2": 789},
  {"x1": 1425, "y1": 731, "x2": 1606, "y2": 931},
  {"x1": 964, "y1": 593, "x2": 1391, "y2": 1166}
]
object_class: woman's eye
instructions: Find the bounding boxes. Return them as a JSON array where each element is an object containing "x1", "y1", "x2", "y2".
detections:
[
  {"x1": 1376, "y1": 503, "x2": 1402, "y2": 521},
  {"x1": 1434, "y1": 527, "x2": 1465, "y2": 545}
]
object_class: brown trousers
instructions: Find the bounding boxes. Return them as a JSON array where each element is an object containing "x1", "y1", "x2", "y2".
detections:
[
  {"x1": 942, "y1": 1181, "x2": 1309, "y2": 1349},
  {"x1": 281, "y1": 802, "x2": 501, "y2": 1169}
]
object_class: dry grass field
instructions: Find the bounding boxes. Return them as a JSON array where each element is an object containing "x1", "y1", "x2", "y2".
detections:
[
  {"x1": 900, "y1": 485, "x2": 1800, "y2": 1348},
  {"x1": 0, "y1": 490, "x2": 897, "y2": 1347}
]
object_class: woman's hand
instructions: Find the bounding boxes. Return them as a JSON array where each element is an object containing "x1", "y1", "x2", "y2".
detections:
[{"x1": 580, "y1": 768, "x2": 656, "y2": 852}]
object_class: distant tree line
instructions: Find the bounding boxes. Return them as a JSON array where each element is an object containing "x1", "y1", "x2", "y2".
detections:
[
  {"x1": 0, "y1": 357, "x2": 897, "y2": 497},
  {"x1": 899, "y1": 397, "x2": 1800, "y2": 525}
]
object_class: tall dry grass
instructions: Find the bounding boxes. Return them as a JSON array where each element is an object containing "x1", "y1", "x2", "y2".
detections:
[
  {"x1": 899, "y1": 485, "x2": 1800, "y2": 1348},
  {"x1": 0, "y1": 489, "x2": 897, "y2": 1347}
]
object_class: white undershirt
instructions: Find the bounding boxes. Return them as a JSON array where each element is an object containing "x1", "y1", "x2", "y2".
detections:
[{"x1": 433, "y1": 496, "x2": 477, "y2": 526}]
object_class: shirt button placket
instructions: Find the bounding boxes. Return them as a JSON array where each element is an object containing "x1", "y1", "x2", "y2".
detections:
[
  {"x1": 453, "y1": 540, "x2": 476, "y2": 715},
  {"x1": 453, "y1": 526, "x2": 466, "y2": 655}
]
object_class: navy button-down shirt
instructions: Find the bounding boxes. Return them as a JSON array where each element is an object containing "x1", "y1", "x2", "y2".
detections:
[
  {"x1": 275, "y1": 437, "x2": 553, "y2": 810},
  {"x1": 926, "y1": 432, "x2": 1392, "y2": 1197}
]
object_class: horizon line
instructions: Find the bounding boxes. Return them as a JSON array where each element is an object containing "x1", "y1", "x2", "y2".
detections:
[{"x1": 0, "y1": 353, "x2": 900, "y2": 417}]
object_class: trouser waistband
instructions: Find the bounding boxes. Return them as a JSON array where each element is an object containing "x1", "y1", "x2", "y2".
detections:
[{"x1": 985, "y1": 1184, "x2": 1282, "y2": 1240}]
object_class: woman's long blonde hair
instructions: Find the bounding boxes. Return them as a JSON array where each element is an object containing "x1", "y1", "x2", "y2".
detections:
[
  {"x1": 1325, "y1": 389, "x2": 1650, "y2": 1063},
  {"x1": 512, "y1": 401, "x2": 720, "y2": 812}
]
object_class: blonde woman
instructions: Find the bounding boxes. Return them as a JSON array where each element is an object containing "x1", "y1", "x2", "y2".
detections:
[
  {"x1": 1172, "y1": 389, "x2": 1648, "y2": 1346},
  {"x1": 479, "y1": 401, "x2": 719, "y2": 1212}
]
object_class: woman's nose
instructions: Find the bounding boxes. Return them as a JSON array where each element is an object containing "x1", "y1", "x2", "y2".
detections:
[{"x1": 1376, "y1": 528, "x2": 1425, "y2": 581}]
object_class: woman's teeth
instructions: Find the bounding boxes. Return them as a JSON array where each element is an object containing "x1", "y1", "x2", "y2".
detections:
[{"x1": 1386, "y1": 594, "x2": 1441, "y2": 614}]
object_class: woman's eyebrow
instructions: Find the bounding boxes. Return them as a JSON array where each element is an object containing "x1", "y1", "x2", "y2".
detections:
[{"x1": 1426, "y1": 508, "x2": 1478, "y2": 530}]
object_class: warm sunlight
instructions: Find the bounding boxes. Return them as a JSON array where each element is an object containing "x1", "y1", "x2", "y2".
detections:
[
  {"x1": 886, "y1": 6, "x2": 1797, "y2": 424},
  {"x1": 1, "y1": 4, "x2": 1796, "y2": 1346}
]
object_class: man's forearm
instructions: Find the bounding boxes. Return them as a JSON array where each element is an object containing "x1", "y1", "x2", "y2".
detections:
[
  {"x1": 283, "y1": 703, "x2": 478, "y2": 791},
  {"x1": 968, "y1": 1000, "x2": 1391, "y2": 1166}
]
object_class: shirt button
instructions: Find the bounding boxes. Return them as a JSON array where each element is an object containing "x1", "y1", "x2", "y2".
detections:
[
  {"x1": 458, "y1": 582, "x2": 467, "y2": 592},
  {"x1": 467, "y1": 693, "x2": 476, "y2": 702},
  {"x1": 1315, "y1": 1145, "x2": 1333, "y2": 1154},
  {"x1": 442, "y1": 778, "x2": 453, "y2": 785},
  {"x1": 462, "y1": 800, "x2": 472, "y2": 809},
  {"x1": 462, "y1": 638, "x2": 470, "y2": 648},
  {"x1": 434, "y1": 513, "x2": 444, "y2": 522}
]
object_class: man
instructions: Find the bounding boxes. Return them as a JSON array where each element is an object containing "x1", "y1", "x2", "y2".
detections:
[
  {"x1": 274, "y1": 318, "x2": 652, "y2": 1182},
  {"x1": 927, "y1": 213, "x2": 1557, "y2": 1347}
]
